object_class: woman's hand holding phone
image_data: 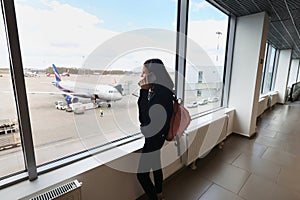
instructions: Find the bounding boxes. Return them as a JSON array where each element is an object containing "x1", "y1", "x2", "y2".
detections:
[{"x1": 138, "y1": 75, "x2": 150, "y2": 89}]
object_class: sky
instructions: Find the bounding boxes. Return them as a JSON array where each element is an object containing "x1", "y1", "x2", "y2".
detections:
[{"x1": 0, "y1": 0, "x2": 228, "y2": 70}]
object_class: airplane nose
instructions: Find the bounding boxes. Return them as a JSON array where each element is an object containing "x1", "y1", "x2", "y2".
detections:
[
  {"x1": 112, "y1": 92, "x2": 122, "y2": 101},
  {"x1": 117, "y1": 93, "x2": 122, "y2": 100}
]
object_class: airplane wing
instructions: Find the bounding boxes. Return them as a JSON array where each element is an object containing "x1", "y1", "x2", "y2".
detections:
[
  {"x1": 2, "y1": 90, "x2": 79, "y2": 96},
  {"x1": 26, "y1": 91, "x2": 93, "y2": 99},
  {"x1": 26, "y1": 91, "x2": 66, "y2": 95}
]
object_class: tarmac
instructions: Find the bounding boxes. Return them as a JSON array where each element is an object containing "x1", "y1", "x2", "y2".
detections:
[{"x1": 0, "y1": 73, "x2": 219, "y2": 177}]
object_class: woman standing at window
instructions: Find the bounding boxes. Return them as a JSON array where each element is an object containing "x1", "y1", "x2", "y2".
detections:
[{"x1": 137, "y1": 58, "x2": 174, "y2": 200}]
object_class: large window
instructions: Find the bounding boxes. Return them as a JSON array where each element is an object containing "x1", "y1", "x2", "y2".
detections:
[
  {"x1": 261, "y1": 43, "x2": 277, "y2": 94},
  {"x1": 1, "y1": 0, "x2": 177, "y2": 174},
  {"x1": 0, "y1": 16, "x2": 25, "y2": 177},
  {"x1": 185, "y1": 0, "x2": 229, "y2": 115},
  {"x1": 1, "y1": 0, "x2": 232, "y2": 185}
]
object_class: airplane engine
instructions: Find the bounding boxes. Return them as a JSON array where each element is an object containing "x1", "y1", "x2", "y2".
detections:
[{"x1": 65, "y1": 95, "x2": 79, "y2": 104}]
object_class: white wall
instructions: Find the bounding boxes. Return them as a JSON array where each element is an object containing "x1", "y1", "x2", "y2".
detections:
[
  {"x1": 288, "y1": 59, "x2": 299, "y2": 86},
  {"x1": 228, "y1": 12, "x2": 269, "y2": 137},
  {"x1": 274, "y1": 49, "x2": 292, "y2": 103}
]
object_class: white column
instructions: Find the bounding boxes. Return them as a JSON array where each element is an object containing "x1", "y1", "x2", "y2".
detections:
[
  {"x1": 228, "y1": 12, "x2": 269, "y2": 137},
  {"x1": 288, "y1": 59, "x2": 299, "y2": 87},
  {"x1": 273, "y1": 49, "x2": 292, "y2": 103}
]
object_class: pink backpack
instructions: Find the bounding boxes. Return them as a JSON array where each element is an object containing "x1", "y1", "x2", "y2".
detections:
[{"x1": 166, "y1": 97, "x2": 191, "y2": 141}]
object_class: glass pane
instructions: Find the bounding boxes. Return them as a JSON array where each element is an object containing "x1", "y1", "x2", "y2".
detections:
[
  {"x1": 0, "y1": 14, "x2": 25, "y2": 177},
  {"x1": 261, "y1": 44, "x2": 276, "y2": 94},
  {"x1": 260, "y1": 43, "x2": 268, "y2": 94},
  {"x1": 265, "y1": 46, "x2": 276, "y2": 91},
  {"x1": 298, "y1": 63, "x2": 300, "y2": 82},
  {"x1": 14, "y1": 0, "x2": 177, "y2": 166},
  {"x1": 185, "y1": 0, "x2": 229, "y2": 116},
  {"x1": 288, "y1": 58, "x2": 298, "y2": 87}
]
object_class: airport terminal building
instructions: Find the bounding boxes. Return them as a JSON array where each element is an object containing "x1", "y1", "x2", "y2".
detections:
[
  {"x1": 1, "y1": 0, "x2": 300, "y2": 199},
  {"x1": 185, "y1": 65, "x2": 223, "y2": 103}
]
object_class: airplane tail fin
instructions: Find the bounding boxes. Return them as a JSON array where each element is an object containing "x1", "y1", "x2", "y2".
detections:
[
  {"x1": 52, "y1": 64, "x2": 61, "y2": 82},
  {"x1": 114, "y1": 84, "x2": 123, "y2": 95}
]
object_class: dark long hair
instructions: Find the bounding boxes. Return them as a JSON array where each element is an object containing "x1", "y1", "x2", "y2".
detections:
[{"x1": 144, "y1": 58, "x2": 174, "y2": 92}]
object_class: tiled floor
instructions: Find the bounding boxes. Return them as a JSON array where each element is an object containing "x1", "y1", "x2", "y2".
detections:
[{"x1": 139, "y1": 103, "x2": 300, "y2": 200}]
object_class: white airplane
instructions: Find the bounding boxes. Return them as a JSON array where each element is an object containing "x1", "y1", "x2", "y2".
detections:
[
  {"x1": 24, "y1": 71, "x2": 37, "y2": 77},
  {"x1": 52, "y1": 64, "x2": 123, "y2": 107},
  {"x1": 62, "y1": 69, "x2": 70, "y2": 76}
]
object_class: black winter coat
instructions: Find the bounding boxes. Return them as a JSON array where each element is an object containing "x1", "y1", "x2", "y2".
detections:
[{"x1": 138, "y1": 85, "x2": 173, "y2": 152}]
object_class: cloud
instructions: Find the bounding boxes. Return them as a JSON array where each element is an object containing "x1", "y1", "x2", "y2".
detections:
[
  {"x1": 1, "y1": 1, "x2": 228, "y2": 69},
  {"x1": 14, "y1": 0, "x2": 116, "y2": 68},
  {"x1": 187, "y1": 19, "x2": 228, "y2": 66},
  {"x1": 0, "y1": 18, "x2": 10, "y2": 68},
  {"x1": 190, "y1": 1, "x2": 209, "y2": 12},
  {"x1": 107, "y1": 49, "x2": 176, "y2": 72}
]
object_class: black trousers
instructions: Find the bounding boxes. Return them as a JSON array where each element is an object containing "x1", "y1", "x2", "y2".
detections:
[{"x1": 137, "y1": 135, "x2": 165, "y2": 200}]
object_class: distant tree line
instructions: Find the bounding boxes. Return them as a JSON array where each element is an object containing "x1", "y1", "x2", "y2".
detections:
[
  {"x1": 45, "y1": 67, "x2": 130, "y2": 75},
  {"x1": 45, "y1": 67, "x2": 78, "y2": 74},
  {"x1": 0, "y1": 67, "x2": 132, "y2": 75},
  {"x1": 0, "y1": 68, "x2": 12, "y2": 74},
  {"x1": 96, "y1": 70, "x2": 130, "y2": 75}
]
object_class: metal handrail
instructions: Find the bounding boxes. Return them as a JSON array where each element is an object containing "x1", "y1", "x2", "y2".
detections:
[{"x1": 289, "y1": 81, "x2": 300, "y2": 102}]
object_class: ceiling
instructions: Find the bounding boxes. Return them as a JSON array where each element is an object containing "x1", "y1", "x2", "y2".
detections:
[{"x1": 212, "y1": 0, "x2": 300, "y2": 59}]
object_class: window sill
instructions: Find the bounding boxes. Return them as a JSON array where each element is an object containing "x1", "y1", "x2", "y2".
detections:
[
  {"x1": 1, "y1": 107, "x2": 235, "y2": 199},
  {"x1": 187, "y1": 107, "x2": 233, "y2": 131},
  {"x1": 1, "y1": 136, "x2": 145, "y2": 199}
]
